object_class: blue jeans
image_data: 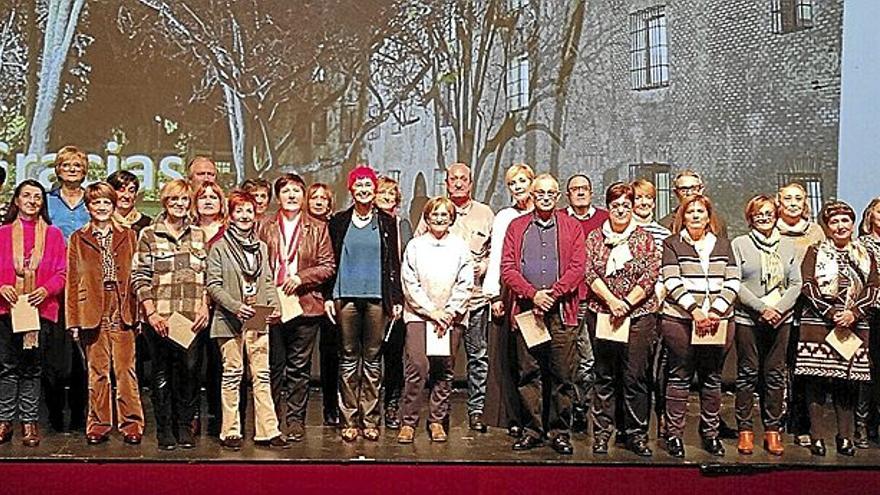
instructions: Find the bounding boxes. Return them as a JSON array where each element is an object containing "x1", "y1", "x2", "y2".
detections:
[
  {"x1": 0, "y1": 315, "x2": 45, "y2": 423},
  {"x1": 463, "y1": 305, "x2": 490, "y2": 415}
]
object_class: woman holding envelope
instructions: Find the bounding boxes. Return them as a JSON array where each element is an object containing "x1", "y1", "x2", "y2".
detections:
[
  {"x1": 660, "y1": 194, "x2": 740, "y2": 458},
  {"x1": 66, "y1": 182, "x2": 145, "y2": 446},
  {"x1": 731, "y1": 195, "x2": 802, "y2": 456},
  {"x1": 795, "y1": 201, "x2": 878, "y2": 457},
  {"x1": 397, "y1": 197, "x2": 473, "y2": 444},
  {"x1": 326, "y1": 165, "x2": 402, "y2": 442},
  {"x1": 583, "y1": 182, "x2": 660, "y2": 457},
  {"x1": 131, "y1": 179, "x2": 210, "y2": 450},
  {"x1": 259, "y1": 174, "x2": 335, "y2": 442},
  {"x1": 0, "y1": 180, "x2": 66, "y2": 447},
  {"x1": 207, "y1": 190, "x2": 288, "y2": 451}
]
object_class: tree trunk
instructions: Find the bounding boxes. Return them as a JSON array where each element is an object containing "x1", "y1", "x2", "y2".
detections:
[{"x1": 27, "y1": 0, "x2": 86, "y2": 156}]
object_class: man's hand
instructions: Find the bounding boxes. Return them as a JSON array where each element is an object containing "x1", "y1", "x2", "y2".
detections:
[
  {"x1": 533, "y1": 290, "x2": 555, "y2": 313},
  {"x1": 324, "y1": 300, "x2": 337, "y2": 324}
]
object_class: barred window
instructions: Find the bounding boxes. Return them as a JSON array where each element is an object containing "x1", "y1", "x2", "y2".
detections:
[
  {"x1": 506, "y1": 54, "x2": 530, "y2": 112},
  {"x1": 630, "y1": 6, "x2": 669, "y2": 91},
  {"x1": 771, "y1": 0, "x2": 813, "y2": 34}
]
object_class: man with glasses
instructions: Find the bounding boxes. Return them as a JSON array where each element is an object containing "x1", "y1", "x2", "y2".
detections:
[
  {"x1": 659, "y1": 170, "x2": 727, "y2": 238},
  {"x1": 45, "y1": 146, "x2": 91, "y2": 433},
  {"x1": 560, "y1": 174, "x2": 607, "y2": 433},
  {"x1": 501, "y1": 173, "x2": 585, "y2": 455}
]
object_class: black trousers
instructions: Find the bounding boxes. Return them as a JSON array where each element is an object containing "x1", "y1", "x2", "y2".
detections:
[
  {"x1": 42, "y1": 313, "x2": 86, "y2": 429},
  {"x1": 269, "y1": 316, "x2": 320, "y2": 431},
  {"x1": 143, "y1": 324, "x2": 200, "y2": 440},
  {"x1": 515, "y1": 310, "x2": 576, "y2": 439},
  {"x1": 735, "y1": 322, "x2": 790, "y2": 432},
  {"x1": 318, "y1": 316, "x2": 340, "y2": 418},
  {"x1": 382, "y1": 318, "x2": 405, "y2": 408},
  {"x1": 588, "y1": 312, "x2": 656, "y2": 443},
  {"x1": 192, "y1": 331, "x2": 222, "y2": 429},
  {"x1": 805, "y1": 377, "x2": 857, "y2": 439}
]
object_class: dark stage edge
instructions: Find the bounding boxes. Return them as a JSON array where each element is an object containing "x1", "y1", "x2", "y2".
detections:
[{"x1": 1, "y1": 390, "x2": 878, "y2": 472}]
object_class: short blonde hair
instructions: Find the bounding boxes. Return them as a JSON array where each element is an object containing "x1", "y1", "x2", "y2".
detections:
[
  {"x1": 631, "y1": 178, "x2": 656, "y2": 199},
  {"x1": 192, "y1": 181, "x2": 228, "y2": 221},
  {"x1": 85, "y1": 181, "x2": 118, "y2": 207},
  {"x1": 54, "y1": 145, "x2": 89, "y2": 176},
  {"x1": 422, "y1": 196, "x2": 457, "y2": 226},
  {"x1": 504, "y1": 163, "x2": 535, "y2": 185},
  {"x1": 377, "y1": 176, "x2": 402, "y2": 208},
  {"x1": 159, "y1": 179, "x2": 193, "y2": 209}
]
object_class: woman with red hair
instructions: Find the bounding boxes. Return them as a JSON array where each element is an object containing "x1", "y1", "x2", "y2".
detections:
[{"x1": 326, "y1": 165, "x2": 403, "y2": 442}]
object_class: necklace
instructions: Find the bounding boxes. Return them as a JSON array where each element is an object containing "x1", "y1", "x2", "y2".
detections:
[{"x1": 354, "y1": 209, "x2": 373, "y2": 221}]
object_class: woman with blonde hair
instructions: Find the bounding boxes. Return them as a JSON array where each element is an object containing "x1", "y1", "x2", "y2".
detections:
[
  {"x1": 777, "y1": 182, "x2": 824, "y2": 249},
  {"x1": 483, "y1": 163, "x2": 535, "y2": 437}
]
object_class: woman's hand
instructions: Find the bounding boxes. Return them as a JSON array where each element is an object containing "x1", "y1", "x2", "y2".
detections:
[
  {"x1": 27, "y1": 287, "x2": 48, "y2": 307},
  {"x1": 0, "y1": 286, "x2": 18, "y2": 305},
  {"x1": 607, "y1": 297, "x2": 629, "y2": 319},
  {"x1": 281, "y1": 275, "x2": 301, "y2": 296},
  {"x1": 491, "y1": 300, "x2": 505, "y2": 319},
  {"x1": 691, "y1": 308, "x2": 713, "y2": 337},
  {"x1": 237, "y1": 304, "x2": 256, "y2": 321},
  {"x1": 324, "y1": 300, "x2": 337, "y2": 324},
  {"x1": 192, "y1": 303, "x2": 210, "y2": 332},
  {"x1": 833, "y1": 309, "x2": 856, "y2": 328},
  {"x1": 760, "y1": 307, "x2": 783, "y2": 326},
  {"x1": 148, "y1": 313, "x2": 169, "y2": 338}
]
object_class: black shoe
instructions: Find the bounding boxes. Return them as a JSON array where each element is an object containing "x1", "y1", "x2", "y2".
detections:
[
  {"x1": 384, "y1": 405, "x2": 401, "y2": 430},
  {"x1": 287, "y1": 423, "x2": 305, "y2": 443},
  {"x1": 810, "y1": 438, "x2": 827, "y2": 456},
  {"x1": 158, "y1": 432, "x2": 176, "y2": 451},
  {"x1": 592, "y1": 437, "x2": 609, "y2": 455},
  {"x1": 551, "y1": 435, "x2": 574, "y2": 455},
  {"x1": 571, "y1": 405, "x2": 588, "y2": 434},
  {"x1": 703, "y1": 437, "x2": 725, "y2": 457},
  {"x1": 718, "y1": 420, "x2": 738, "y2": 440},
  {"x1": 86, "y1": 433, "x2": 109, "y2": 445},
  {"x1": 177, "y1": 428, "x2": 196, "y2": 449},
  {"x1": 256, "y1": 435, "x2": 291, "y2": 449},
  {"x1": 220, "y1": 436, "x2": 242, "y2": 451},
  {"x1": 627, "y1": 438, "x2": 653, "y2": 457},
  {"x1": 837, "y1": 437, "x2": 856, "y2": 456},
  {"x1": 512, "y1": 434, "x2": 543, "y2": 451},
  {"x1": 854, "y1": 426, "x2": 870, "y2": 449},
  {"x1": 469, "y1": 413, "x2": 488, "y2": 433},
  {"x1": 323, "y1": 411, "x2": 340, "y2": 427},
  {"x1": 667, "y1": 436, "x2": 685, "y2": 458},
  {"x1": 508, "y1": 425, "x2": 523, "y2": 438}
]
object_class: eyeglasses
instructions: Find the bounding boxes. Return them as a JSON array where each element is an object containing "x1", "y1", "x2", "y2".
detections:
[
  {"x1": 533, "y1": 191, "x2": 559, "y2": 199},
  {"x1": 752, "y1": 211, "x2": 775, "y2": 220}
]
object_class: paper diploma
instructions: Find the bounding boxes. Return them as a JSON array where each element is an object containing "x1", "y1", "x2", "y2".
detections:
[
  {"x1": 596, "y1": 313, "x2": 630, "y2": 343},
  {"x1": 167, "y1": 312, "x2": 197, "y2": 349},
  {"x1": 11, "y1": 298, "x2": 40, "y2": 333},
  {"x1": 826, "y1": 328, "x2": 863, "y2": 361},
  {"x1": 277, "y1": 289, "x2": 303, "y2": 323},
  {"x1": 425, "y1": 321, "x2": 451, "y2": 356},
  {"x1": 514, "y1": 311, "x2": 551, "y2": 349},
  {"x1": 242, "y1": 304, "x2": 275, "y2": 332}
]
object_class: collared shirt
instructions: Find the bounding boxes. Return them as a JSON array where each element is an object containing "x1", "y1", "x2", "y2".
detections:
[
  {"x1": 564, "y1": 205, "x2": 608, "y2": 236},
  {"x1": 521, "y1": 214, "x2": 560, "y2": 291},
  {"x1": 47, "y1": 187, "x2": 90, "y2": 240},
  {"x1": 91, "y1": 225, "x2": 117, "y2": 283},
  {"x1": 131, "y1": 217, "x2": 208, "y2": 321}
]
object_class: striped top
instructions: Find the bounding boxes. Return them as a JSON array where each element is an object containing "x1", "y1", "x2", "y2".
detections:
[
  {"x1": 661, "y1": 232, "x2": 741, "y2": 320},
  {"x1": 634, "y1": 219, "x2": 672, "y2": 249}
]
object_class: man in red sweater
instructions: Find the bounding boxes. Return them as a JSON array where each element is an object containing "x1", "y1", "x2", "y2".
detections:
[{"x1": 501, "y1": 173, "x2": 585, "y2": 455}]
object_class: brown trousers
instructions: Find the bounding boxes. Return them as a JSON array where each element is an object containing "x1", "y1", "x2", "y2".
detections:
[
  {"x1": 400, "y1": 322, "x2": 461, "y2": 427},
  {"x1": 82, "y1": 286, "x2": 144, "y2": 436}
]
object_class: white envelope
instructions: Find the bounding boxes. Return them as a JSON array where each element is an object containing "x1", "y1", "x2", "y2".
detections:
[
  {"x1": 11, "y1": 298, "x2": 40, "y2": 333},
  {"x1": 425, "y1": 321, "x2": 451, "y2": 357},
  {"x1": 167, "y1": 312, "x2": 197, "y2": 349},
  {"x1": 514, "y1": 311, "x2": 551, "y2": 349},
  {"x1": 825, "y1": 328, "x2": 863, "y2": 361},
  {"x1": 596, "y1": 313, "x2": 630, "y2": 343},
  {"x1": 277, "y1": 289, "x2": 303, "y2": 323}
]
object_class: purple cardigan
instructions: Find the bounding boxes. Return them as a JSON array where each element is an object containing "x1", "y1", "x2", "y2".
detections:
[{"x1": 0, "y1": 221, "x2": 68, "y2": 323}]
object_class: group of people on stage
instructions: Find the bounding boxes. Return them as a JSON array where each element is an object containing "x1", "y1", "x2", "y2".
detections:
[{"x1": 1, "y1": 146, "x2": 880, "y2": 460}]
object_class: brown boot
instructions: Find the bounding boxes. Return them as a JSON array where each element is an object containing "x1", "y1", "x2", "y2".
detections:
[
  {"x1": 0, "y1": 421, "x2": 12, "y2": 444},
  {"x1": 764, "y1": 431, "x2": 784, "y2": 456},
  {"x1": 21, "y1": 422, "x2": 40, "y2": 447},
  {"x1": 428, "y1": 423, "x2": 447, "y2": 443},
  {"x1": 737, "y1": 431, "x2": 754, "y2": 455},
  {"x1": 397, "y1": 425, "x2": 415, "y2": 444}
]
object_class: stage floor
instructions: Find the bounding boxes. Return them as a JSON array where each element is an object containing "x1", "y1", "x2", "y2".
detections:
[{"x1": 1, "y1": 389, "x2": 878, "y2": 470}]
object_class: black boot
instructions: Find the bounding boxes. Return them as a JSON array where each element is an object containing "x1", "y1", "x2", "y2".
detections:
[{"x1": 571, "y1": 405, "x2": 588, "y2": 434}]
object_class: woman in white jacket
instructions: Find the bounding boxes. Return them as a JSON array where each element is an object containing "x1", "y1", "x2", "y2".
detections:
[{"x1": 397, "y1": 197, "x2": 473, "y2": 444}]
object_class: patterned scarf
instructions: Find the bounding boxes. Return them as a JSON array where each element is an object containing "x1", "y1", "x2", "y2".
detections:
[
  {"x1": 12, "y1": 218, "x2": 47, "y2": 349},
  {"x1": 814, "y1": 239, "x2": 871, "y2": 300},
  {"x1": 224, "y1": 223, "x2": 262, "y2": 281},
  {"x1": 748, "y1": 228, "x2": 784, "y2": 293},
  {"x1": 602, "y1": 220, "x2": 636, "y2": 276}
]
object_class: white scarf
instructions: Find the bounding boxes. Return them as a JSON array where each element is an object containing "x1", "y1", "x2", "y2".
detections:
[
  {"x1": 602, "y1": 220, "x2": 637, "y2": 276},
  {"x1": 814, "y1": 239, "x2": 871, "y2": 299},
  {"x1": 777, "y1": 217, "x2": 810, "y2": 237},
  {"x1": 681, "y1": 229, "x2": 716, "y2": 272},
  {"x1": 749, "y1": 228, "x2": 784, "y2": 292}
]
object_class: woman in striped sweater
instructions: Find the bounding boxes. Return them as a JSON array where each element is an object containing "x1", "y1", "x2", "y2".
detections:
[{"x1": 660, "y1": 194, "x2": 741, "y2": 458}]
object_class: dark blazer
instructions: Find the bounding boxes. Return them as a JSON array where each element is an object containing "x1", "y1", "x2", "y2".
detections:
[
  {"x1": 66, "y1": 224, "x2": 138, "y2": 330},
  {"x1": 327, "y1": 206, "x2": 403, "y2": 315}
]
